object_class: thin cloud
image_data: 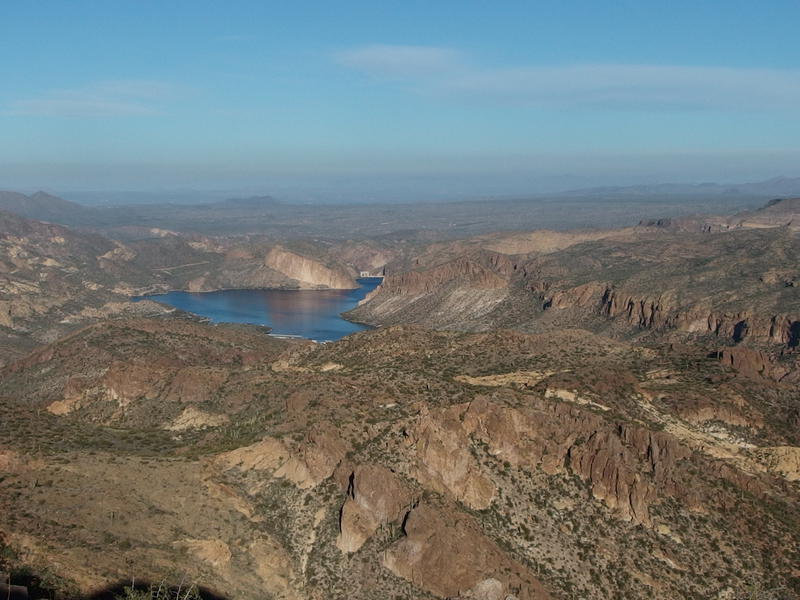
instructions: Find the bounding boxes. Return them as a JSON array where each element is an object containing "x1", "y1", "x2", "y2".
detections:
[
  {"x1": 336, "y1": 45, "x2": 800, "y2": 111},
  {"x1": 335, "y1": 44, "x2": 463, "y2": 77},
  {"x1": 7, "y1": 79, "x2": 179, "y2": 117}
]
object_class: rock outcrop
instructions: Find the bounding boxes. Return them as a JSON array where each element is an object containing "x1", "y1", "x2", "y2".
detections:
[
  {"x1": 264, "y1": 247, "x2": 356, "y2": 289},
  {"x1": 417, "y1": 397, "x2": 696, "y2": 525},
  {"x1": 383, "y1": 503, "x2": 550, "y2": 600},
  {"x1": 347, "y1": 255, "x2": 513, "y2": 329},
  {"x1": 378, "y1": 256, "x2": 508, "y2": 295},
  {"x1": 335, "y1": 465, "x2": 414, "y2": 553},
  {"x1": 713, "y1": 345, "x2": 800, "y2": 383},
  {"x1": 408, "y1": 405, "x2": 496, "y2": 510},
  {"x1": 543, "y1": 281, "x2": 800, "y2": 347},
  {"x1": 754, "y1": 446, "x2": 800, "y2": 481},
  {"x1": 217, "y1": 426, "x2": 347, "y2": 491}
]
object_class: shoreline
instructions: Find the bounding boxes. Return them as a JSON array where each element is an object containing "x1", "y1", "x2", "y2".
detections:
[
  {"x1": 130, "y1": 276, "x2": 384, "y2": 298},
  {"x1": 131, "y1": 278, "x2": 383, "y2": 342}
]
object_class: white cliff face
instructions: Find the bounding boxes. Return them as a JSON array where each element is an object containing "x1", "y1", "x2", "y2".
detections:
[{"x1": 264, "y1": 247, "x2": 357, "y2": 289}]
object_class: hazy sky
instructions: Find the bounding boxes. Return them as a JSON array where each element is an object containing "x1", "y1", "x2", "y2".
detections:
[{"x1": 1, "y1": 0, "x2": 799, "y2": 197}]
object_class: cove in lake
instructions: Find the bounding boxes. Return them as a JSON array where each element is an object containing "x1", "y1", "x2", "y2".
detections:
[{"x1": 135, "y1": 277, "x2": 382, "y2": 342}]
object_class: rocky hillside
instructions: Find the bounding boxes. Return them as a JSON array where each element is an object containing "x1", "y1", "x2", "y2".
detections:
[
  {"x1": 127, "y1": 235, "x2": 357, "y2": 292},
  {"x1": 643, "y1": 197, "x2": 800, "y2": 233},
  {"x1": 1, "y1": 195, "x2": 798, "y2": 599},
  {"x1": 1, "y1": 322, "x2": 798, "y2": 599},
  {"x1": 0, "y1": 210, "x2": 170, "y2": 364},
  {"x1": 349, "y1": 221, "x2": 800, "y2": 358},
  {"x1": 0, "y1": 212, "x2": 359, "y2": 365}
]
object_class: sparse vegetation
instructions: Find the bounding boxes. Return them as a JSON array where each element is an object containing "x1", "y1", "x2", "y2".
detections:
[{"x1": 1, "y1": 199, "x2": 799, "y2": 600}]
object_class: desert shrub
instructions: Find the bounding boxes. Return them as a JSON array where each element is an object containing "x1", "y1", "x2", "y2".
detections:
[{"x1": 116, "y1": 580, "x2": 203, "y2": 600}]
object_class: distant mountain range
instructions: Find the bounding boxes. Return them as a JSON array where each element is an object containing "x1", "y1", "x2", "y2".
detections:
[
  {"x1": 0, "y1": 190, "x2": 90, "y2": 222},
  {"x1": 557, "y1": 176, "x2": 800, "y2": 198},
  {"x1": 206, "y1": 195, "x2": 281, "y2": 208},
  {"x1": 1, "y1": 176, "x2": 798, "y2": 239}
]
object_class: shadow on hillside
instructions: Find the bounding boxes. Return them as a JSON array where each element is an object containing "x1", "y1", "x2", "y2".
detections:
[
  {"x1": 2, "y1": 568, "x2": 61, "y2": 599},
  {"x1": 84, "y1": 581, "x2": 229, "y2": 600},
  {"x1": 1, "y1": 572, "x2": 230, "y2": 600}
]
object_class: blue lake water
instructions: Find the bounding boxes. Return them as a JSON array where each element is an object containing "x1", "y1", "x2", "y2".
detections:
[{"x1": 134, "y1": 277, "x2": 382, "y2": 342}]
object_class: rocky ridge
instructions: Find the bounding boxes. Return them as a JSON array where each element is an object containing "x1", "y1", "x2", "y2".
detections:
[
  {"x1": 2, "y1": 322, "x2": 798, "y2": 599},
  {"x1": 1, "y1": 196, "x2": 799, "y2": 599},
  {"x1": 351, "y1": 218, "x2": 800, "y2": 363}
]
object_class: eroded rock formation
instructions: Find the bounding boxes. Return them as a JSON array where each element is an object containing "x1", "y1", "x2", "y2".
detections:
[
  {"x1": 383, "y1": 503, "x2": 550, "y2": 600},
  {"x1": 336, "y1": 465, "x2": 414, "y2": 553},
  {"x1": 264, "y1": 247, "x2": 356, "y2": 289}
]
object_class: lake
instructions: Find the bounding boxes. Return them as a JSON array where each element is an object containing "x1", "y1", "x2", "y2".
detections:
[{"x1": 135, "y1": 277, "x2": 382, "y2": 342}]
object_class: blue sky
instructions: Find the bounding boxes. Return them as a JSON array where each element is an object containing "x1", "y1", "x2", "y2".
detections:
[{"x1": 1, "y1": 0, "x2": 799, "y2": 198}]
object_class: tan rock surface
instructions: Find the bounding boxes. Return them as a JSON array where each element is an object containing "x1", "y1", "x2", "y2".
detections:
[
  {"x1": 264, "y1": 246, "x2": 356, "y2": 289},
  {"x1": 167, "y1": 407, "x2": 229, "y2": 430},
  {"x1": 383, "y1": 503, "x2": 550, "y2": 600},
  {"x1": 755, "y1": 446, "x2": 800, "y2": 481},
  {"x1": 409, "y1": 405, "x2": 496, "y2": 510},
  {"x1": 336, "y1": 464, "x2": 414, "y2": 553}
]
